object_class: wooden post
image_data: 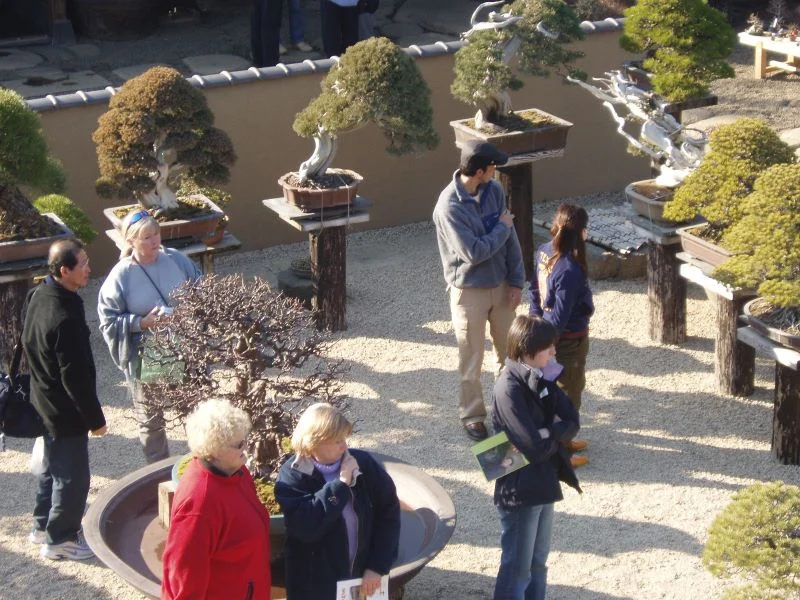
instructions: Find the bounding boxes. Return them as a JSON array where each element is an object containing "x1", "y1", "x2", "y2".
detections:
[
  {"x1": 646, "y1": 242, "x2": 686, "y2": 345},
  {"x1": 714, "y1": 296, "x2": 755, "y2": 396},
  {"x1": 310, "y1": 227, "x2": 347, "y2": 332},
  {"x1": 755, "y1": 42, "x2": 767, "y2": 78},
  {"x1": 497, "y1": 164, "x2": 534, "y2": 280},
  {"x1": 773, "y1": 363, "x2": 800, "y2": 464}
]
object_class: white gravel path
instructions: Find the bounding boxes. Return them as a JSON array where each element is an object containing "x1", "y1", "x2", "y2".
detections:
[{"x1": 2, "y1": 219, "x2": 799, "y2": 600}]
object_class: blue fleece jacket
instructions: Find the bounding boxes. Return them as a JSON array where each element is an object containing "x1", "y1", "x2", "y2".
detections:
[
  {"x1": 529, "y1": 241, "x2": 594, "y2": 334},
  {"x1": 433, "y1": 170, "x2": 525, "y2": 290}
]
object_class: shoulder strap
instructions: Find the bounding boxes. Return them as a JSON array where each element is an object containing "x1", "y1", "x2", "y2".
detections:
[{"x1": 132, "y1": 257, "x2": 171, "y2": 306}]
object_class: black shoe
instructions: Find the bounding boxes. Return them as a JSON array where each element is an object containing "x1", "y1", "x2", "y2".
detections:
[{"x1": 464, "y1": 422, "x2": 488, "y2": 441}]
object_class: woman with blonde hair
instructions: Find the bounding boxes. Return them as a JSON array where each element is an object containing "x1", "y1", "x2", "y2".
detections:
[
  {"x1": 529, "y1": 203, "x2": 594, "y2": 468},
  {"x1": 275, "y1": 403, "x2": 400, "y2": 600},
  {"x1": 98, "y1": 209, "x2": 201, "y2": 463},
  {"x1": 162, "y1": 398, "x2": 272, "y2": 599}
]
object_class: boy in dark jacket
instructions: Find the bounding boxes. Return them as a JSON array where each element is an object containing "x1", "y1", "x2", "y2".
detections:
[{"x1": 491, "y1": 315, "x2": 581, "y2": 600}]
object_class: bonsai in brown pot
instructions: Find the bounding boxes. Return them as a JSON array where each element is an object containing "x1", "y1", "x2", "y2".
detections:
[
  {"x1": 282, "y1": 36, "x2": 439, "y2": 210},
  {"x1": 449, "y1": 0, "x2": 585, "y2": 156},
  {"x1": 93, "y1": 66, "x2": 236, "y2": 241}
]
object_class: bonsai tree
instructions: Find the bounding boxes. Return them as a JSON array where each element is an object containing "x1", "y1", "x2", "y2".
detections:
[
  {"x1": 619, "y1": 0, "x2": 735, "y2": 103},
  {"x1": 715, "y1": 163, "x2": 800, "y2": 322},
  {"x1": 292, "y1": 36, "x2": 439, "y2": 182},
  {"x1": 139, "y1": 274, "x2": 346, "y2": 500},
  {"x1": 93, "y1": 66, "x2": 236, "y2": 212},
  {"x1": 703, "y1": 481, "x2": 800, "y2": 599},
  {"x1": 662, "y1": 118, "x2": 795, "y2": 240},
  {"x1": 451, "y1": 0, "x2": 585, "y2": 129},
  {"x1": 0, "y1": 89, "x2": 68, "y2": 243}
]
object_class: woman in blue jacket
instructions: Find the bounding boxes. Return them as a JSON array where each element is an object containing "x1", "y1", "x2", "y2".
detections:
[
  {"x1": 529, "y1": 203, "x2": 594, "y2": 467},
  {"x1": 491, "y1": 315, "x2": 582, "y2": 600},
  {"x1": 275, "y1": 403, "x2": 400, "y2": 599}
]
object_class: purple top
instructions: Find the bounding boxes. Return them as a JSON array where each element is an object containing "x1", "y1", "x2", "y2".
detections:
[{"x1": 313, "y1": 457, "x2": 359, "y2": 567}]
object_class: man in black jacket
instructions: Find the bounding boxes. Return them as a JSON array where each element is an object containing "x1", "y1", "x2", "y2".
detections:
[{"x1": 22, "y1": 239, "x2": 107, "y2": 561}]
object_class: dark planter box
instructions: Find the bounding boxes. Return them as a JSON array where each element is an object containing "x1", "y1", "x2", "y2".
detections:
[
  {"x1": 744, "y1": 298, "x2": 800, "y2": 350},
  {"x1": 278, "y1": 169, "x2": 362, "y2": 211},
  {"x1": 103, "y1": 196, "x2": 225, "y2": 242},
  {"x1": 68, "y1": 0, "x2": 161, "y2": 40},
  {"x1": 0, "y1": 214, "x2": 72, "y2": 264},
  {"x1": 450, "y1": 108, "x2": 573, "y2": 157},
  {"x1": 625, "y1": 179, "x2": 681, "y2": 223},
  {"x1": 676, "y1": 224, "x2": 731, "y2": 267}
]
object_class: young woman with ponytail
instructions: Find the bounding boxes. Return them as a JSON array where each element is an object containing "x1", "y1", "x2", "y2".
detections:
[{"x1": 529, "y1": 203, "x2": 594, "y2": 468}]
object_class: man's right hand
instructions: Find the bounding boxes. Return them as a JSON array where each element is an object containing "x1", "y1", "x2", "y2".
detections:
[
  {"x1": 90, "y1": 425, "x2": 108, "y2": 437},
  {"x1": 500, "y1": 210, "x2": 514, "y2": 228}
]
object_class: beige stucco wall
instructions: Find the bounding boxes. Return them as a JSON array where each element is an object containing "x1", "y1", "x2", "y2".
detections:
[{"x1": 37, "y1": 30, "x2": 649, "y2": 274}]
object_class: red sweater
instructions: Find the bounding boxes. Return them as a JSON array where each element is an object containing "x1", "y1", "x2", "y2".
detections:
[{"x1": 162, "y1": 458, "x2": 272, "y2": 599}]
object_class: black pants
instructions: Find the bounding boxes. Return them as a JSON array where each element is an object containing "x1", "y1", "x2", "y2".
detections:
[
  {"x1": 320, "y1": 0, "x2": 359, "y2": 58},
  {"x1": 33, "y1": 434, "x2": 90, "y2": 545},
  {"x1": 251, "y1": 0, "x2": 283, "y2": 67}
]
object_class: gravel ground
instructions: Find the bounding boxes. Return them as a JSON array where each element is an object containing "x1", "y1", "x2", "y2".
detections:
[{"x1": 2, "y1": 217, "x2": 799, "y2": 599}]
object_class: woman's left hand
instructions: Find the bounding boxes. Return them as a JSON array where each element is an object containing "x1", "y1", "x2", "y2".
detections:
[{"x1": 360, "y1": 569, "x2": 382, "y2": 598}]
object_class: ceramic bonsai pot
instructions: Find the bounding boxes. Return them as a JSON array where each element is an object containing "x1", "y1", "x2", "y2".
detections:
[
  {"x1": 743, "y1": 298, "x2": 800, "y2": 350},
  {"x1": 450, "y1": 108, "x2": 573, "y2": 157},
  {"x1": 676, "y1": 224, "x2": 731, "y2": 267},
  {"x1": 84, "y1": 453, "x2": 456, "y2": 599},
  {"x1": 103, "y1": 196, "x2": 225, "y2": 242},
  {"x1": 0, "y1": 214, "x2": 73, "y2": 264},
  {"x1": 625, "y1": 179, "x2": 681, "y2": 223},
  {"x1": 278, "y1": 169, "x2": 362, "y2": 211}
]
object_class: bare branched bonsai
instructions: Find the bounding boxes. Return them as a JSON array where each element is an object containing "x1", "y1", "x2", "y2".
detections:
[
  {"x1": 451, "y1": 0, "x2": 585, "y2": 129},
  {"x1": 93, "y1": 66, "x2": 236, "y2": 211},
  {"x1": 140, "y1": 274, "x2": 346, "y2": 480},
  {"x1": 619, "y1": 0, "x2": 735, "y2": 103},
  {"x1": 0, "y1": 89, "x2": 69, "y2": 242},
  {"x1": 292, "y1": 36, "x2": 439, "y2": 182}
]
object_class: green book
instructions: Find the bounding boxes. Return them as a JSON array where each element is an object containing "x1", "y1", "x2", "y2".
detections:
[{"x1": 472, "y1": 431, "x2": 529, "y2": 482}]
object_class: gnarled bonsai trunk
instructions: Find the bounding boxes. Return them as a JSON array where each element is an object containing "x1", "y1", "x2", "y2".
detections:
[
  {"x1": 298, "y1": 132, "x2": 338, "y2": 182},
  {"x1": 474, "y1": 36, "x2": 521, "y2": 129},
  {"x1": 140, "y1": 136, "x2": 180, "y2": 210}
]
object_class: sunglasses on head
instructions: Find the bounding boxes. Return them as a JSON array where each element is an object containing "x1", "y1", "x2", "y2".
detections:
[{"x1": 129, "y1": 210, "x2": 150, "y2": 226}]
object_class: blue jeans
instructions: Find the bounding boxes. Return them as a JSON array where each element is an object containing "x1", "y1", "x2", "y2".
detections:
[
  {"x1": 287, "y1": 0, "x2": 305, "y2": 44},
  {"x1": 494, "y1": 503, "x2": 554, "y2": 600},
  {"x1": 33, "y1": 434, "x2": 90, "y2": 545}
]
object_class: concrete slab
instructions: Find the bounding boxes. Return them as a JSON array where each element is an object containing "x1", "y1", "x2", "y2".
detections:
[
  {"x1": 392, "y1": 0, "x2": 473, "y2": 39},
  {"x1": 113, "y1": 63, "x2": 167, "y2": 81},
  {"x1": 0, "y1": 48, "x2": 43, "y2": 71},
  {"x1": 67, "y1": 44, "x2": 101, "y2": 60},
  {"x1": 182, "y1": 54, "x2": 250, "y2": 75},
  {"x1": 3, "y1": 70, "x2": 111, "y2": 99},
  {"x1": 779, "y1": 127, "x2": 800, "y2": 149},
  {"x1": 688, "y1": 114, "x2": 742, "y2": 133}
]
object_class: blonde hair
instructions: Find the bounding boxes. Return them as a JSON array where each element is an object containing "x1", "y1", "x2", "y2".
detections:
[
  {"x1": 120, "y1": 209, "x2": 160, "y2": 259},
  {"x1": 291, "y1": 403, "x2": 352, "y2": 458},
  {"x1": 185, "y1": 398, "x2": 251, "y2": 459}
]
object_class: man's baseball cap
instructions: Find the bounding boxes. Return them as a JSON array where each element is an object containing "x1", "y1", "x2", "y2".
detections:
[{"x1": 460, "y1": 140, "x2": 509, "y2": 172}]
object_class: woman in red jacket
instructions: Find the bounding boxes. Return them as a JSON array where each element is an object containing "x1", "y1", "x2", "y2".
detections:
[{"x1": 162, "y1": 399, "x2": 271, "y2": 599}]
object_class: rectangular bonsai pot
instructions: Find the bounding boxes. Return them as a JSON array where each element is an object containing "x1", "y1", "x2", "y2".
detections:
[
  {"x1": 625, "y1": 179, "x2": 679, "y2": 224},
  {"x1": 450, "y1": 108, "x2": 573, "y2": 157},
  {"x1": 103, "y1": 195, "x2": 224, "y2": 242},
  {"x1": 278, "y1": 169, "x2": 362, "y2": 211},
  {"x1": 676, "y1": 224, "x2": 731, "y2": 268},
  {"x1": 0, "y1": 214, "x2": 73, "y2": 264}
]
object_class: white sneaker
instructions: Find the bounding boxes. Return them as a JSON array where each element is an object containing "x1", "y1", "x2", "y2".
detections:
[
  {"x1": 40, "y1": 535, "x2": 94, "y2": 560},
  {"x1": 28, "y1": 529, "x2": 47, "y2": 545},
  {"x1": 279, "y1": 43, "x2": 288, "y2": 55},
  {"x1": 294, "y1": 41, "x2": 313, "y2": 52}
]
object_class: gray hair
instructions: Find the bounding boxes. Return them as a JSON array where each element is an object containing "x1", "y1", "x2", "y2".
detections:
[{"x1": 185, "y1": 398, "x2": 251, "y2": 459}]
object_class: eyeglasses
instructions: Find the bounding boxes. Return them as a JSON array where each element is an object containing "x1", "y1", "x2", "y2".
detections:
[
  {"x1": 128, "y1": 210, "x2": 150, "y2": 226},
  {"x1": 231, "y1": 439, "x2": 246, "y2": 450}
]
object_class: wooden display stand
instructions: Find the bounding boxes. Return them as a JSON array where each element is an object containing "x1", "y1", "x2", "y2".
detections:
[
  {"x1": 738, "y1": 326, "x2": 800, "y2": 465},
  {"x1": 496, "y1": 149, "x2": 565, "y2": 280},
  {"x1": 626, "y1": 211, "x2": 687, "y2": 345},
  {"x1": 105, "y1": 230, "x2": 241, "y2": 275},
  {"x1": 263, "y1": 196, "x2": 371, "y2": 332},
  {"x1": 738, "y1": 32, "x2": 800, "y2": 79},
  {"x1": 678, "y1": 253, "x2": 756, "y2": 396}
]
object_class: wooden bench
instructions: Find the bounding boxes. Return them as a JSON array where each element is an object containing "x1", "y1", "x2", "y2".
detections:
[{"x1": 738, "y1": 32, "x2": 800, "y2": 79}]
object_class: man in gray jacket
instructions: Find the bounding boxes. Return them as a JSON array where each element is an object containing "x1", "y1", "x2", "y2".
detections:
[{"x1": 433, "y1": 140, "x2": 525, "y2": 440}]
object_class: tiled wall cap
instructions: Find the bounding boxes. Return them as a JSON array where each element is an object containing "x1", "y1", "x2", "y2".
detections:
[{"x1": 25, "y1": 20, "x2": 623, "y2": 113}]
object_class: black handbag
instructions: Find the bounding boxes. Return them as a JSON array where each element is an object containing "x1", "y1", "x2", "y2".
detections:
[{"x1": 0, "y1": 337, "x2": 46, "y2": 447}]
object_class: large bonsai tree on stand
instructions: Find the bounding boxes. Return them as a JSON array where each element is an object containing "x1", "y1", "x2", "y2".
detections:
[
  {"x1": 450, "y1": 0, "x2": 585, "y2": 278},
  {"x1": 93, "y1": 66, "x2": 236, "y2": 215}
]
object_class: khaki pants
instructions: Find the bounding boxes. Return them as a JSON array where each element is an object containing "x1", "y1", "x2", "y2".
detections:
[
  {"x1": 555, "y1": 335, "x2": 589, "y2": 412},
  {"x1": 449, "y1": 284, "x2": 515, "y2": 425}
]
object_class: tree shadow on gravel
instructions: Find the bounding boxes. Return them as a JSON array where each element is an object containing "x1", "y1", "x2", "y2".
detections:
[{"x1": 587, "y1": 336, "x2": 711, "y2": 377}]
